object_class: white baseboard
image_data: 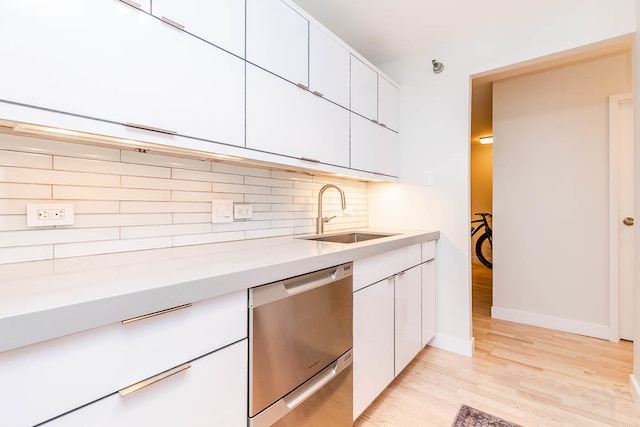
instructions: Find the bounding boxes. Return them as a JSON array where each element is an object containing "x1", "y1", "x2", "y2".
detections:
[
  {"x1": 630, "y1": 374, "x2": 640, "y2": 415},
  {"x1": 492, "y1": 306, "x2": 610, "y2": 340},
  {"x1": 428, "y1": 334, "x2": 475, "y2": 357}
]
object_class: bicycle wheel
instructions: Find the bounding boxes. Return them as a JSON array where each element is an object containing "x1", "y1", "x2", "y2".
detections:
[{"x1": 475, "y1": 233, "x2": 492, "y2": 269}]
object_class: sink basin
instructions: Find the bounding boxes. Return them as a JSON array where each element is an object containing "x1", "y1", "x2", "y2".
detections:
[{"x1": 301, "y1": 232, "x2": 397, "y2": 244}]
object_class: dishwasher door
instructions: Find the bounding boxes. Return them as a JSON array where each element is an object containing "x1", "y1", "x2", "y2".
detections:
[{"x1": 249, "y1": 263, "x2": 353, "y2": 419}]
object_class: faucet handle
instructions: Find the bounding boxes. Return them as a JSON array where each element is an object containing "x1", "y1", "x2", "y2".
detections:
[{"x1": 323, "y1": 215, "x2": 337, "y2": 223}]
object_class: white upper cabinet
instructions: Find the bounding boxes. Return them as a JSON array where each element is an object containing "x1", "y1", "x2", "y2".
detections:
[
  {"x1": 246, "y1": 65, "x2": 349, "y2": 167},
  {"x1": 151, "y1": 0, "x2": 245, "y2": 58},
  {"x1": 309, "y1": 24, "x2": 350, "y2": 109},
  {"x1": 350, "y1": 113, "x2": 400, "y2": 177},
  {"x1": 246, "y1": 0, "x2": 309, "y2": 86},
  {"x1": 378, "y1": 76, "x2": 400, "y2": 132},
  {"x1": 0, "y1": 0, "x2": 245, "y2": 147},
  {"x1": 350, "y1": 56, "x2": 378, "y2": 121}
]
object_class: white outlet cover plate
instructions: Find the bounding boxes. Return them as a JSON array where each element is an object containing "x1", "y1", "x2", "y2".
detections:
[
  {"x1": 234, "y1": 204, "x2": 253, "y2": 219},
  {"x1": 27, "y1": 203, "x2": 75, "y2": 227}
]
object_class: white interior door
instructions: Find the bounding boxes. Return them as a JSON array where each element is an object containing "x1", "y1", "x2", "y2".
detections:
[{"x1": 609, "y1": 93, "x2": 634, "y2": 341}]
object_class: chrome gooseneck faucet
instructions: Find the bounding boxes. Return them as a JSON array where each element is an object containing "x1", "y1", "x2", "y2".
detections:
[{"x1": 316, "y1": 184, "x2": 346, "y2": 234}]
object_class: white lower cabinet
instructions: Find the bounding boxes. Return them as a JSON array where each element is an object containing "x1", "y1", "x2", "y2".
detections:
[
  {"x1": 44, "y1": 339, "x2": 248, "y2": 427},
  {"x1": 353, "y1": 278, "x2": 395, "y2": 419},
  {"x1": 353, "y1": 242, "x2": 437, "y2": 421},
  {"x1": 0, "y1": 290, "x2": 247, "y2": 427},
  {"x1": 394, "y1": 265, "x2": 423, "y2": 376}
]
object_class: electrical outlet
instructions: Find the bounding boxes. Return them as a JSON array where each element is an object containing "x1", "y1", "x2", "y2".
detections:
[
  {"x1": 234, "y1": 204, "x2": 253, "y2": 219},
  {"x1": 27, "y1": 203, "x2": 74, "y2": 227}
]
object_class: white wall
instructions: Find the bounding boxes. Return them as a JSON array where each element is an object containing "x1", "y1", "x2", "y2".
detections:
[
  {"x1": 492, "y1": 52, "x2": 631, "y2": 338},
  {"x1": 369, "y1": 0, "x2": 636, "y2": 356}
]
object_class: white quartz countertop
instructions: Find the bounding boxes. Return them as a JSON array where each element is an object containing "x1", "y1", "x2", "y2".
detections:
[{"x1": 0, "y1": 229, "x2": 439, "y2": 353}]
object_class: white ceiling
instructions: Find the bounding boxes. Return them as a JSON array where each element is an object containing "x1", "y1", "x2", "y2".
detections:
[{"x1": 290, "y1": 0, "x2": 562, "y2": 65}]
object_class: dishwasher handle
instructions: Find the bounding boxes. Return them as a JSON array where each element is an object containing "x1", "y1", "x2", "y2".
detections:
[
  {"x1": 248, "y1": 349, "x2": 352, "y2": 427},
  {"x1": 250, "y1": 263, "x2": 352, "y2": 308}
]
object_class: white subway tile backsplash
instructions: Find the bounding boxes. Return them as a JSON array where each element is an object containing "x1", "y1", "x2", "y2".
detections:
[
  {"x1": 0, "y1": 183, "x2": 51, "y2": 199},
  {"x1": 0, "y1": 139, "x2": 368, "y2": 263},
  {"x1": 245, "y1": 194, "x2": 293, "y2": 204},
  {"x1": 246, "y1": 228, "x2": 293, "y2": 239},
  {"x1": 0, "y1": 227, "x2": 119, "y2": 248},
  {"x1": 171, "y1": 191, "x2": 215, "y2": 202},
  {"x1": 120, "y1": 201, "x2": 211, "y2": 213},
  {"x1": 55, "y1": 156, "x2": 169, "y2": 178},
  {"x1": 73, "y1": 213, "x2": 173, "y2": 228},
  {"x1": 213, "y1": 183, "x2": 270, "y2": 195},
  {"x1": 245, "y1": 176, "x2": 293, "y2": 188},
  {"x1": 1, "y1": 166, "x2": 119, "y2": 187},
  {"x1": 0, "y1": 245, "x2": 53, "y2": 265},
  {"x1": 172, "y1": 231, "x2": 245, "y2": 247},
  {"x1": 55, "y1": 237, "x2": 173, "y2": 258},
  {"x1": 121, "y1": 176, "x2": 211, "y2": 192},
  {"x1": 211, "y1": 162, "x2": 270, "y2": 178},
  {"x1": 0, "y1": 215, "x2": 27, "y2": 231},
  {"x1": 172, "y1": 168, "x2": 244, "y2": 184},
  {"x1": 172, "y1": 213, "x2": 212, "y2": 224},
  {"x1": 53, "y1": 186, "x2": 171, "y2": 201},
  {"x1": 0, "y1": 150, "x2": 52, "y2": 169},
  {"x1": 121, "y1": 223, "x2": 211, "y2": 239},
  {"x1": 121, "y1": 150, "x2": 212, "y2": 172}
]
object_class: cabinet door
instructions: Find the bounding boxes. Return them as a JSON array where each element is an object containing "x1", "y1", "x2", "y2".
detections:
[
  {"x1": 246, "y1": 65, "x2": 349, "y2": 167},
  {"x1": 309, "y1": 24, "x2": 350, "y2": 109},
  {"x1": 350, "y1": 113, "x2": 400, "y2": 177},
  {"x1": 246, "y1": 0, "x2": 309, "y2": 86},
  {"x1": 44, "y1": 340, "x2": 248, "y2": 427},
  {"x1": 394, "y1": 265, "x2": 422, "y2": 376},
  {"x1": 378, "y1": 76, "x2": 400, "y2": 132},
  {"x1": 350, "y1": 56, "x2": 378, "y2": 121},
  {"x1": 422, "y1": 260, "x2": 436, "y2": 347},
  {"x1": 0, "y1": 0, "x2": 245, "y2": 147},
  {"x1": 353, "y1": 279, "x2": 395, "y2": 420},
  {"x1": 151, "y1": 0, "x2": 245, "y2": 58}
]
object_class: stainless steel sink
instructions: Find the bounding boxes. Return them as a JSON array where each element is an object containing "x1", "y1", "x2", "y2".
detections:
[{"x1": 300, "y1": 232, "x2": 397, "y2": 244}]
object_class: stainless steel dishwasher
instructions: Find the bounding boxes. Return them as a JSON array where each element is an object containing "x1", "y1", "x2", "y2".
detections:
[{"x1": 248, "y1": 262, "x2": 353, "y2": 427}]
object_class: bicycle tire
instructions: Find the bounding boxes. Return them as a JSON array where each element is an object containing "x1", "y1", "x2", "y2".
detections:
[{"x1": 475, "y1": 233, "x2": 493, "y2": 269}]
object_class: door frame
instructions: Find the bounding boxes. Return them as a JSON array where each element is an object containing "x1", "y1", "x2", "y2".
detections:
[{"x1": 609, "y1": 92, "x2": 633, "y2": 342}]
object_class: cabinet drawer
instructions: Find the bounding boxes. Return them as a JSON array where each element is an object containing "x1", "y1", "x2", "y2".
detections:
[
  {"x1": 353, "y1": 244, "x2": 421, "y2": 292},
  {"x1": 44, "y1": 340, "x2": 248, "y2": 427},
  {"x1": 422, "y1": 240, "x2": 436, "y2": 262},
  {"x1": 0, "y1": 290, "x2": 247, "y2": 427}
]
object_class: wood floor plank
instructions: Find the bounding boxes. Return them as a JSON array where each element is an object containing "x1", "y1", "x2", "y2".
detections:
[{"x1": 355, "y1": 262, "x2": 640, "y2": 426}]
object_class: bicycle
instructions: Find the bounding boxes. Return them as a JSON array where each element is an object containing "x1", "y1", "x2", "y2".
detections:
[{"x1": 471, "y1": 212, "x2": 492, "y2": 269}]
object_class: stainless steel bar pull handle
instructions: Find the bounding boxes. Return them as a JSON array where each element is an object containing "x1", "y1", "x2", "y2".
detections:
[
  {"x1": 121, "y1": 303, "x2": 192, "y2": 324},
  {"x1": 160, "y1": 16, "x2": 185, "y2": 31},
  {"x1": 125, "y1": 122, "x2": 178, "y2": 135},
  {"x1": 284, "y1": 270, "x2": 338, "y2": 295},
  {"x1": 300, "y1": 157, "x2": 320, "y2": 163},
  {"x1": 119, "y1": 0, "x2": 141, "y2": 9},
  {"x1": 312, "y1": 90, "x2": 324, "y2": 97},
  {"x1": 118, "y1": 363, "x2": 191, "y2": 397},
  {"x1": 296, "y1": 83, "x2": 309, "y2": 90}
]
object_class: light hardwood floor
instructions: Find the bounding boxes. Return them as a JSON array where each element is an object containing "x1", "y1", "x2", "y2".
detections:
[{"x1": 355, "y1": 262, "x2": 640, "y2": 426}]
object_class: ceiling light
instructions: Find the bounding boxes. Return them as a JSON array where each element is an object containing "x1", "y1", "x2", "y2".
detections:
[{"x1": 479, "y1": 136, "x2": 493, "y2": 144}]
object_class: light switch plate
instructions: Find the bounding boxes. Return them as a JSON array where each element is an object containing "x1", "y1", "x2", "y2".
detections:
[
  {"x1": 424, "y1": 170, "x2": 434, "y2": 186},
  {"x1": 212, "y1": 199, "x2": 233, "y2": 223}
]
